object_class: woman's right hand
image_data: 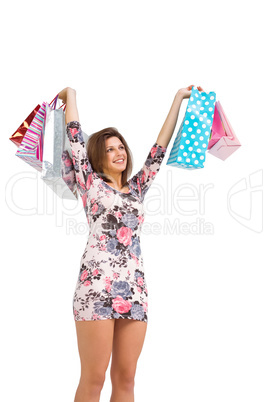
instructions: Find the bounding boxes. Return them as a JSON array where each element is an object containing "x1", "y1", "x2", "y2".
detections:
[
  {"x1": 58, "y1": 87, "x2": 79, "y2": 124},
  {"x1": 58, "y1": 87, "x2": 76, "y2": 104}
]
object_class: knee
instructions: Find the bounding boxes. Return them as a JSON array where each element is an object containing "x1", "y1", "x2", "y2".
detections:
[
  {"x1": 80, "y1": 372, "x2": 106, "y2": 393},
  {"x1": 111, "y1": 368, "x2": 135, "y2": 391}
]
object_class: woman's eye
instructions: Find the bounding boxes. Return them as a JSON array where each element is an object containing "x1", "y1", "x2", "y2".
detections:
[{"x1": 107, "y1": 146, "x2": 124, "y2": 152}]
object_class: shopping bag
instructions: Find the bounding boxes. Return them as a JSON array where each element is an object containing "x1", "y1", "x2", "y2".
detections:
[
  {"x1": 41, "y1": 95, "x2": 77, "y2": 199},
  {"x1": 15, "y1": 96, "x2": 60, "y2": 171},
  {"x1": 10, "y1": 105, "x2": 40, "y2": 146},
  {"x1": 207, "y1": 101, "x2": 226, "y2": 149},
  {"x1": 15, "y1": 102, "x2": 46, "y2": 171},
  {"x1": 41, "y1": 95, "x2": 89, "y2": 200},
  {"x1": 166, "y1": 86, "x2": 216, "y2": 169},
  {"x1": 207, "y1": 101, "x2": 241, "y2": 160}
]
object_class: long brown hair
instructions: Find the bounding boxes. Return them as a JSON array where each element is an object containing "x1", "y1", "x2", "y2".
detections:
[{"x1": 86, "y1": 127, "x2": 133, "y2": 186}]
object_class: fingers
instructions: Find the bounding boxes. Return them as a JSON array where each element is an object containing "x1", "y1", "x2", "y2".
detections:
[{"x1": 187, "y1": 85, "x2": 204, "y2": 92}]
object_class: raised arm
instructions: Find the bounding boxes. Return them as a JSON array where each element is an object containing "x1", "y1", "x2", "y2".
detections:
[
  {"x1": 58, "y1": 87, "x2": 79, "y2": 124},
  {"x1": 156, "y1": 85, "x2": 204, "y2": 149},
  {"x1": 57, "y1": 88, "x2": 94, "y2": 201}
]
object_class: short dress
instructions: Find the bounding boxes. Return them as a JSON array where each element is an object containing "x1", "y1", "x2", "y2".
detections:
[{"x1": 66, "y1": 121, "x2": 167, "y2": 322}]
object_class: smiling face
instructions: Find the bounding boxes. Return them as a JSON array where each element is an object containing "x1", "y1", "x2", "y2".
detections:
[{"x1": 103, "y1": 136, "x2": 128, "y2": 176}]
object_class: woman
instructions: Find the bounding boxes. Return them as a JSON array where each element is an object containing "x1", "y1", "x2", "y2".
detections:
[{"x1": 58, "y1": 84, "x2": 203, "y2": 402}]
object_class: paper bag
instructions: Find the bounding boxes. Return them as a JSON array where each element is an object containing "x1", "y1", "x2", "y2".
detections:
[
  {"x1": 208, "y1": 101, "x2": 241, "y2": 160},
  {"x1": 166, "y1": 86, "x2": 216, "y2": 169}
]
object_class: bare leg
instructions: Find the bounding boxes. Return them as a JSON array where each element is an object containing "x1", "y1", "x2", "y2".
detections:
[
  {"x1": 110, "y1": 319, "x2": 147, "y2": 402},
  {"x1": 74, "y1": 319, "x2": 115, "y2": 402}
]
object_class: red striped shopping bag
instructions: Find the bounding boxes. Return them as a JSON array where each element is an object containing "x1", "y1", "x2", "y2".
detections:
[
  {"x1": 15, "y1": 96, "x2": 57, "y2": 171},
  {"x1": 9, "y1": 105, "x2": 41, "y2": 147}
]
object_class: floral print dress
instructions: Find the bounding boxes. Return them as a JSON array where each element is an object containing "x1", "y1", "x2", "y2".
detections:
[{"x1": 67, "y1": 121, "x2": 167, "y2": 322}]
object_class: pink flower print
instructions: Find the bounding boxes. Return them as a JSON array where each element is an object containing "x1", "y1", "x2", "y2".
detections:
[
  {"x1": 127, "y1": 270, "x2": 131, "y2": 276},
  {"x1": 100, "y1": 245, "x2": 106, "y2": 251},
  {"x1": 92, "y1": 203, "x2": 98, "y2": 215},
  {"x1": 137, "y1": 287, "x2": 142, "y2": 293},
  {"x1": 86, "y1": 173, "x2": 93, "y2": 189},
  {"x1": 105, "y1": 284, "x2": 111, "y2": 293},
  {"x1": 69, "y1": 127, "x2": 78, "y2": 137},
  {"x1": 100, "y1": 235, "x2": 106, "y2": 241},
  {"x1": 77, "y1": 175, "x2": 86, "y2": 190},
  {"x1": 114, "y1": 211, "x2": 122, "y2": 219},
  {"x1": 141, "y1": 170, "x2": 146, "y2": 184},
  {"x1": 138, "y1": 215, "x2": 144, "y2": 224},
  {"x1": 149, "y1": 170, "x2": 156, "y2": 179},
  {"x1": 151, "y1": 146, "x2": 158, "y2": 158},
  {"x1": 64, "y1": 158, "x2": 72, "y2": 167},
  {"x1": 116, "y1": 226, "x2": 133, "y2": 246},
  {"x1": 112, "y1": 296, "x2": 132, "y2": 314},
  {"x1": 74, "y1": 309, "x2": 78, "y2": 316},
  {"x1": 82, "y1": 192, "x2": 87, "y2": 207},
  {"x1": 137, "y1": 277, "x2": 144, "y2": 286},
  {"x1": 104, "y1": 276, "x2": 112, "y2": 292},
  {"x1": 82, "y1": 163, "x2": 88, "y2": 170},
  {"x1": 93, "y1": 314, "x2": 99, "y2": 320},
  {"x1": 130, "y1": 253, "x2": 139, "y2": 266},
  {"x1": 113, "y1": 272, "x2": 119, "y2": 279},
  {"x1": 137, "y1": 178, "x2": 141, "y2": 195},
  {"x1": 92, "y1": 269, "x2": 99, "y2": 276},
  {"x1": 84, "y1": 280, "x2": 91, "y2": 286},
  {"x1": 80, "y1": 270, "x2": 88, "y2": 281},
  {"x1": 142, "y1": 302, "x2": 148, "y2": 312}
]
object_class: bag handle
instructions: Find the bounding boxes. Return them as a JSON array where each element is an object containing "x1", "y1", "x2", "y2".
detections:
[
  {"x1": 49, "y1": 95, "x2": 58, "y2": 110},
  {"x1": 49, "y1": 94, "x2": 66, "y2": 111},
  {"x1": 217, "y1": 101, "x2": 234, "y2": 140}
]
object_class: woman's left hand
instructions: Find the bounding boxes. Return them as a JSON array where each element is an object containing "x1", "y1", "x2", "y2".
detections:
[{"x1": 176, "y1": 85, "x2": 205, "y2": 99}]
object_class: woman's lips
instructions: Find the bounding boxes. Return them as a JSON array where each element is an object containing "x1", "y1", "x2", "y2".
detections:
[{"x1": 113, "y1": 159, "x2": 125, "y2": 163}]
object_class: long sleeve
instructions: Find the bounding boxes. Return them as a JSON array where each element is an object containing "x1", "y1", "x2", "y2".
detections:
[
  {"x1": 66, "y1": 121, "x2": 94, "y2": 198},
  {"x1": 129, "y1": 142, "x2": 167, "y2": 201}
]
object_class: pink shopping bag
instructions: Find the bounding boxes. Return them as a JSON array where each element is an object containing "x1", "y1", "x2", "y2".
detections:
[
  {"x1": 208, "y1": 101, "x2": 241, "y2": 161},
  {"x1": 207, "y1": 101, "x2": 226, "y2": 150}
]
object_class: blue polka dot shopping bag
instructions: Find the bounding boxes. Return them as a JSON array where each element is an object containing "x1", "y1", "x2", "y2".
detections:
[{"x1": 166, "y1": 86, "x2": 216, "y2": 169}]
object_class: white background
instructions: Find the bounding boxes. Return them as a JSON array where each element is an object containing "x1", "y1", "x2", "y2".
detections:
[{"x1": 1, "y1": 0, "x2": 267, "y2": 401}]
